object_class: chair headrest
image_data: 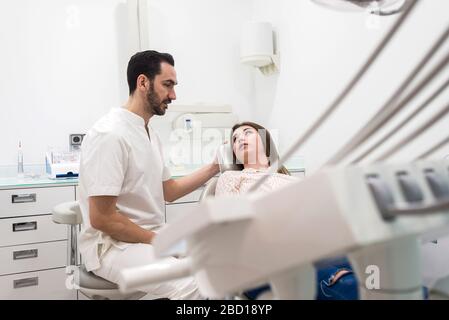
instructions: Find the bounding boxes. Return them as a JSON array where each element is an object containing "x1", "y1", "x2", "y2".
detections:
[{"x1": 199, "y1": 177, "x2": 219, "y2": 202}]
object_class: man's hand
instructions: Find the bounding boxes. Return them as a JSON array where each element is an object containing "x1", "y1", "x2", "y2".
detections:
[{"x1": 213, "y1": 141, "x2": 229, "y2": 167}]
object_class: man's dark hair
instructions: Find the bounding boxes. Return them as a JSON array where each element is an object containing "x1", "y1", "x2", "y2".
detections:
[{"x1": 127, "y1": 50, "x2": 175, "y2": 95}]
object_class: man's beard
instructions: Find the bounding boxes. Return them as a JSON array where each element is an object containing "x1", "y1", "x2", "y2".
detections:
[{"x1": 145, "y1": 82, "x2": 171, "y2": 116}]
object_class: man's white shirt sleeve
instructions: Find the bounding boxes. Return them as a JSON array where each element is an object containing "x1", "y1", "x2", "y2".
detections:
[{"x1": 81, "y1": 132, "x2": 128, "y2": 197}]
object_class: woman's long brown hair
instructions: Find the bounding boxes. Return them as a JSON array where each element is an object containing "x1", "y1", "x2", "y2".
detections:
[{"x1": 231, "y1": 122, "x2": 290, "y2": 175}]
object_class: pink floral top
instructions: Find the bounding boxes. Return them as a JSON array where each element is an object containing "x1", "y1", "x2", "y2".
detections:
[{"x1": 215, "y1": 168, "x2": 298, "y2": 196}]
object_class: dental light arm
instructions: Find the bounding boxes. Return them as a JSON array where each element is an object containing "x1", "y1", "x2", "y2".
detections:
[
  {"x1": 343, "y1": 25, "x2": 449, "y2": 165},
  {"x1": 374, "y1": 101, "x2": 449, "y2": 162},
  {"x1": 352, "y1": 76, "x2": 449, "y2": 164},
  {"x1": 330, "y1": 38, "x2": 449, "y2": 165},
  {"x1": 417, "y1": 136, "x2": 449, "y2": 161},
  {"x1": 248, "y1": 0, "x2": 418, "y2": 193}
]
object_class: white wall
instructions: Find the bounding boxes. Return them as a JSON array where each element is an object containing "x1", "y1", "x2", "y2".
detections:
[
  {"x1": 141, "y1": 0, "x2": 255, "y2": 166},
  {"x1": 144, "y1": 0, "x2": 254, "y2": 123},
  {"x1": 2, "y1": 0, "x2": 448, "y2": 172},
  {"x1": 251, "y1": 0, "x2": 449, "y2": 172},
  {"x1": 0, "y1": 0, "x2": 130, "y2": 167},
  {"x1": 0, "y1": 0, "x2": 254, "y2": 169}
]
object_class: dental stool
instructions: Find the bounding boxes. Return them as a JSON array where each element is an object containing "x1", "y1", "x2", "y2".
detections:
[{"x1": 52, "y1": 201, "x2": 146, "y2": 300}]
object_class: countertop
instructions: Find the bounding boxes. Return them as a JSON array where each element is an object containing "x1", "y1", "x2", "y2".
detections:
[{"x1": 0, "y1": 163, "x2": 305, "y2": 190}]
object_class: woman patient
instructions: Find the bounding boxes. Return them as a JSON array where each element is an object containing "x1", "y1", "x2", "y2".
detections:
[
  {"x1": 215, "y1": 121, "x2": 295, "y2": 196},
  {"x1": 214, "y1": 121, "x2": 358, "y2": 300}
]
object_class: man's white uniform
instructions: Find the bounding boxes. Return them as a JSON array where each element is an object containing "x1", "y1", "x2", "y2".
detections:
[{"x1": 78, "y1": 107, "x2": 201, "y2": 299}]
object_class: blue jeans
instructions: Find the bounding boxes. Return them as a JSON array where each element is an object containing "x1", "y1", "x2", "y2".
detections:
[
  {"x1": 243, "y1": 256, "x2": 358, "y2": 300},
  {"x1": 315, "y1": 256, "x2": 358, "y2": 300}
]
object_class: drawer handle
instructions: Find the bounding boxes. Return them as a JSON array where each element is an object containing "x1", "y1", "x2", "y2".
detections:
[
  {"x1": 13, "y1": 249, "x2": 38, "y2": 260},
  {"x1": 13, "y1": 277, "x2": 39, "y2": 289},
  {"x1": 11, "y1": 193, "x2": 36, "y2": 204},
  {"x1": 12, "y1": 221, "x2": 37, "y2": 232}
]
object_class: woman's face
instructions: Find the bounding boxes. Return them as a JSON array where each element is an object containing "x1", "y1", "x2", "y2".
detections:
[{"x1": 232, "y1": 125, "x2": 267, "y2": 165}]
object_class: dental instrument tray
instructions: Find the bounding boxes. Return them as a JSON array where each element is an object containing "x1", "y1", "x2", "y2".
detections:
[{"x1": 45, "y1": 150, "x2": 80, "y2": 179}]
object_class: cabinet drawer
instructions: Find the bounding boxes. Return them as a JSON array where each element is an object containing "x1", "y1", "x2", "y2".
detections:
[
  {"x1": 0, "y1": 186, "x2": 75, "y2": 218},
  {"x1": 0, "y1": 268, "x2": 76, "y2": 300},
  {"x1": 0, "y1": 215, "x2": 67, "y2": 248},
  {"x1": 166, "y1": 202, "x2": 200, "y2": 224},
  {"x1": 168, "y1": 188, "x2": 204, "y2": 204},
  {"x1": 0, "y1": 241, "x2": 67, "y2": 276},
  {"x1": 291, "y1": 171, "x2": 305, "y2": 178}
]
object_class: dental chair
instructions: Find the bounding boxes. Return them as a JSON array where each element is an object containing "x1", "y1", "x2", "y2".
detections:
[
  {"x1": 199, "y1": 173, "x2": 278, "y2": 300},
  {"x1": 198, "y1": 171, "x2": 358, "y2": 300},
  {"x1": 199, "y1": 177, "x2": 219, "y2": 201},
  {"x1": 198, "y1": 175, "x2": 253, "y2": 300},
  {"x1": 52, "y1": 201, "x2": 146, "y2": 300}
]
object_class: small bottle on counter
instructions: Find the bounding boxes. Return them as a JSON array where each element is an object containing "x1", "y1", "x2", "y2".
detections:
[{"x1": 18, "y1": 141, "x2": 24, "y2": 178}]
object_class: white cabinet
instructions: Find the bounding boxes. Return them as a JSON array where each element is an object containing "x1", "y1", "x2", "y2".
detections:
[
  {"x1": 0, "y1": 268, "x2": 76, "y2": 300},
  {"x1": 0, "y1": 184, "x2": 77, "y2": 300},
  {"x1": 171, "y1": 188, "x2": 204, "y2": 204},
  {"x1": 0, "y1": 215, "x2": 67, "y2": 247},
  {"x1": 165, "y1": 188, "x2": 203, "y2": 224},
  {"x1": 290, "y1": 169, "x2": 305, "y2": 178},
  {"x1": 0, "y1": 186, "x2": 74, "y2": 218},
  {"x1": 166, "y1": 202, "x2": 201, "y2": 224}
]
